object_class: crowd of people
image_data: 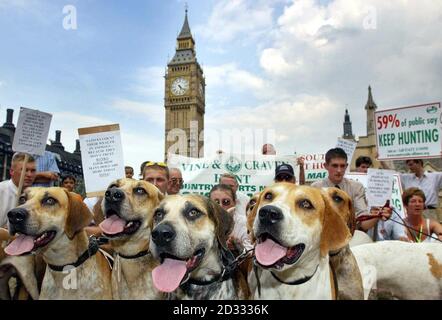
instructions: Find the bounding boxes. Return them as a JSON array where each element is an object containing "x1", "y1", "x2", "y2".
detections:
[{"x1": 1, "y1": 144, "x2": 442, "y2": 248}]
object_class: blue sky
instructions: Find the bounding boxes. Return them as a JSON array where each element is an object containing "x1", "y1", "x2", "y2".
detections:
[{"x1": 1, "y1": 0, "x2": 441, "y2": 172}]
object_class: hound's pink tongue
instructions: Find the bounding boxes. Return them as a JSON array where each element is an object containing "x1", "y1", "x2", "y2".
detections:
[
  {"x1": 152, "y1": 258, "x2": 187, "y2": 293},
  {"x1": 99, "y1": 215, "x2": 126, "y2": 234},
  {"x1": 5, "y1": 234, "x2": 35, "y2": 256},
  {"x1": 255, "y1": 238, "x2": 287, "y2": 266}
]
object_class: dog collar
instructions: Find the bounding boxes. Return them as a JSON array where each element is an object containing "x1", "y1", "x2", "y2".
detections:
[
  {"x1": 48, "y1": 237, "x2": 99, "y2": 272},
  {"x1": 181, "y1": 246, "x2": 252, "y2": 288},
  {"x1": 270, "y1": 264, "x2": 319, "y2": 286},
  {"x1": 118, "y1": 250, "x2": 150, "y2": 260}
]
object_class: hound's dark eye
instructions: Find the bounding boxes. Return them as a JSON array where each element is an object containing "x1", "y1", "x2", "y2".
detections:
[
  {"x1": 298, "y1": 199, "x2": 314, "y2": 209},
  {"x1": 264, "y1": 192, "x2": 273, "y2": 201},
  {"x1": 332, "y1": 194, "x2": 343, "y2": 203},
  {"x1": 42, "y1": 197, "x2": 57, "y2": 206},
  {"x1": 134, "y1": 187, "x2": 147, "y2": 195},
  {"x1": 154, "y1": 209, "x2": 165, "y2": 221},
  {"x1": 18, "y1": 196, "x2": 27, "y2": 205},
  {"x1": 185, "y1": 209, "x2": 202, "y2": 220}
]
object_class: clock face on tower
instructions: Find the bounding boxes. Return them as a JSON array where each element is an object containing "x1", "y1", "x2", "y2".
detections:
[{"x1": 171, "y1": 77, "x2": 189, "y2": 96}]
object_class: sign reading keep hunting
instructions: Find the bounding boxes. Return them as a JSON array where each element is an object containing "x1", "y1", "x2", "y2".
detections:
[{"x1": 375, "y1": 102, "x2": 442, "y2": 160}]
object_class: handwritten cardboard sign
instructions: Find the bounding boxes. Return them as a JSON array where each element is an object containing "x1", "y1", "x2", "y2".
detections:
[
  {"x1": 78, "y1": 124, "x2": 125, "y2": 197},
  {"x1": 12, "y1": 107, "x2": 52, "y2": 156},
  {"x1": 366, "y1": 168, "x2": 395, "y2": 207}
]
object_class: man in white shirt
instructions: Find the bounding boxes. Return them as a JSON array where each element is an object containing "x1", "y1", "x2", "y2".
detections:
[
  {"x1": 0, "y1": 153, "x2": 37, "y2": 228},
  {"x1": 400, "y1": 159, "x2": 442, "y2": 221},
  {"x1": 381, "y1": 158, "x2": 442, "y2": 222}
]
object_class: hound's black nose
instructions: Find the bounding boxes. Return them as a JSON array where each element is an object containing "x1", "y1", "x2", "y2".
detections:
[
  {"x1": 7, "y1": 208, "x2": 28, "y2": 226},
  {"x1": 151, "y1": 223, "x2": 176, "y2": 247},
  {"x1": 105, "y1": 187, "x2": 125, "y2": 203},
  {"x1": 259, "y1": 205, "x2": 283, "y2": 226}
]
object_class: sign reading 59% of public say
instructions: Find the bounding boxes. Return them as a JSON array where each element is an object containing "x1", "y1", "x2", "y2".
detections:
[{"x1": 375, "y1": 102, "x2": 442, "y2": 160}]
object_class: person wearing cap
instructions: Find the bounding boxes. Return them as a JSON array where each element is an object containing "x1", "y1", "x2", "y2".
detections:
[
  {"x1": 274, "y1": 158, "x2": 305, "y2": 185},
  {"x1": 274, "y1": 163, "x2": 296, "y2": 184}
]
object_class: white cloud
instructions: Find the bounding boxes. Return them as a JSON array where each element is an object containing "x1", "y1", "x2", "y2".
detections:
[
  {"x1": 111, "y1": 99, "x2": 163, "y2": 125},
  {"x1": 204, "y1": 63, "x2": 265, "y2": 93},
  {"x1": 195, "y1": 0, "x2": 275, "y2": 43},
  {"x1": 130, "y1": 66, "x2": 165, "y2": 98},
  {"x1": 204, "y1": 94, "x2": 342, "y2": 155},
  {"x1": 255, "y1": 0, "x2": 442, "y2": 139}
]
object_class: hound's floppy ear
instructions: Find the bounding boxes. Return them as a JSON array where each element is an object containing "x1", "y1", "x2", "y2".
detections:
[
  {"x1": 247, "y1": 197, "x2": 261, "y2": 243},
  {"x1": 346, "y1": 195, "x2": 356, "y2": 236},
  {"x1": 206, "y1": 197, "x2": 233, "y2": 251},
  {"x1": 65, "y1": 191, "x2": 93, "y2": 240},
  {"x1": 320, "y1": 191, "x2": 351, "y2": 256},
  {"x1": 156, "y1": 188, "x2": 165, "y2": 202},
  {"x1": 92, "y1": 197, "x2": 104, "y2": 225}
]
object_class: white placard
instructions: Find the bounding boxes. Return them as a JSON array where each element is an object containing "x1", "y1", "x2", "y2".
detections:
[
  {"x1": 366, "y1": 169, "x2": 395, "y2": 207},
  {"x1": 336, "y1": 138, "x2": 357, "y2": 166},
  {"x1": 375, "y1": 102, "x2": 442, "y2": 160},
  {"x1": 346, "y1": 172, "x2": 405, "y2": 217},
  {"x1": 78, "y1": 124, "x2": 125, "y2": 197},
  {"x1": 12, "y1": 107, "x2": 52, "y2": 156},
  {"x1": 299, "y1": 153, "x2": 327, "y2": 182}
]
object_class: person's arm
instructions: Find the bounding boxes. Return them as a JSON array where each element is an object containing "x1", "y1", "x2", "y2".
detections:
[
  {"x1": 430, "y1": 219, "x2": 442, "y2": 241},
  {"x1": 34, "y1": 171, "x2": 59, "y2": 183},
  {"x1": 359, "y1": 206, "x2": 392, "y2": 232},
  {"x1": 297, "y1": 157, "x2": 305, "y2": 185},
  {"x1": 34, "y1": 153, "x2": 60, "y2": 184}
]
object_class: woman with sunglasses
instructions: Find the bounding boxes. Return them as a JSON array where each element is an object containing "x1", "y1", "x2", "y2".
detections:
[{"x1": 209, "y1": 184, "x2": 252, "y2": 250}]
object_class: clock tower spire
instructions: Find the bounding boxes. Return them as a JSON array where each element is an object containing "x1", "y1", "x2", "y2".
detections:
[{"x1": 164, "y1": 8, "x2": 205, "y2": 160}]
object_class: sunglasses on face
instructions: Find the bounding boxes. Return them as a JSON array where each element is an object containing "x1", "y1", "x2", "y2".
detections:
[
  {"x1": 145, "y1": 161, "x2": 167, "y2": 168},
  {"x1": 275, "y1": 174, "x2": 293, "y2": 182},
  {"x1": 215, "y1": 199, "x2": 232, "y2": 207},
  {"x1": 170, "y1": 178, "x2": 184, "y2": 184}
]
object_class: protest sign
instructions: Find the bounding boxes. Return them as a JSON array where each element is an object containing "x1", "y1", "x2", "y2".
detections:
[
  {"x1": 299, "y1": 153, "x2": 327, "y2": 182},
  {"x1": 375, "y1": 102, "x2": 442, "y2": 160},
  {"x1": 168, "y1": 153, "x2": 298, "y2": 197},
  {"x1": 346, "y1": 171, "x2": 405, "y2": 217},
  {"x1": 12, "y1": 107, "x2": 52, "y2": 156},
  {"x1": 336, "y1": 138, "x2": 357, "y2": 168},
  {"x1": 78, "y1": 124, "x2": 125, "y2": 197},
  {"x1": 366, "y1": 169, "x2": 394, "y2": 207}
]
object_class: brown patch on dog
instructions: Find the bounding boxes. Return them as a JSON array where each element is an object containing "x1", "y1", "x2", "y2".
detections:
[
  {"x1": 64, "y1": 191, "x2": 93, "y2": 239},
  {"x1": 427, "y1": 253, "x2": 442, "y2": 279},
  {"x1": 92, "y1": 197, "x2": 104, "y2": 224},
  {"x1": 324, "y1": 188, "x2": 356, "y2": 236},
  {"x1": 319, "y1": 191, "x2": 351, "y2": 257}
]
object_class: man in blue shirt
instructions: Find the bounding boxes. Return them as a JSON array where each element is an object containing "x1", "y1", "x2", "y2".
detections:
[{"x1": 33, "y1": 151, "x2": 60, "y2": 187}]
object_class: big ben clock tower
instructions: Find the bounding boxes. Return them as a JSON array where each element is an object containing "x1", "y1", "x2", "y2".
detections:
[{"x1": 164, "y1": 9, "x2": 205, "y2": 160}]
